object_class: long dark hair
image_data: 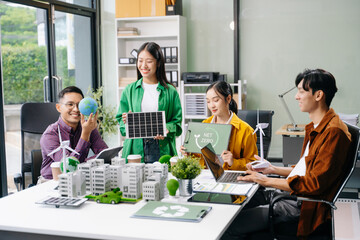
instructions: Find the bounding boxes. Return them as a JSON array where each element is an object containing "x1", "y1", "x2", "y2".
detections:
[
  {"x1": 136, "y1": 42, "x2": 173, "y2": 89},
  {"x1": 206, "y1": 81, "x2": 237, "y2": 113}
]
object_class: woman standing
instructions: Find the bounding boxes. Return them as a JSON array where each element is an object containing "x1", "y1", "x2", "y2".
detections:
[
  {"x1": 181, "y1": 81, "x2": 257, "y2": 170},
  {"x1": 116, "y1": 42, "x2": 182, "y2": 163}
]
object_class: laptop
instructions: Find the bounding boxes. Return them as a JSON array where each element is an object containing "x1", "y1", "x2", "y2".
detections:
[
  {"x1": 95, "y1": 146, "x2": 123, "y2": 164},
  {"x1": 201, "y1": 143, "x2": 247, "y2": 184}
]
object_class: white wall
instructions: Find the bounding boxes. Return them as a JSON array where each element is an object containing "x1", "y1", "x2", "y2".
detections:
[
  {"x1": 101, "y1": 0, "x2": 360, "y2": 158},
  {"x1": 240, "y1": 0, "x2": 360, "y2": 157}
]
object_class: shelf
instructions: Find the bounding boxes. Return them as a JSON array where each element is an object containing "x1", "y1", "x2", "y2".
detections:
[
  {"x1": 118, "y1": 63, "x2": 178, "y2": 67},
  {"x1": 183, "y1": 82, "x2": 240, "y2": 87},
  {"x1": 116, "y1": 16, "x2": 180, "y2": 22},
  {"x1": 117, "y1": 35, "x2": 178, "y2": 39}
]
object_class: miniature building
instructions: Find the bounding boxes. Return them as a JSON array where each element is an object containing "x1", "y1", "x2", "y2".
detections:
[
  {"x1": 111, "y1": 157, "x2": 126, "y2": 166},
  {"x1": 109, "y1": 165, "x2": 123, "y2": 190},
  {"x1": 58, "y1": 170, "x2": 86, "y2": 197},
  {"x1": 95, "y1": 158, "x2": 104, "y2": 166},
  {"x1": 144, "y1": 163, "x2": 168, "y2": 199},
  {"x1": 142, "y1": 181, "x2": 160, "y2": 201},
  {"x1": 78, "y1": 159, "x2": 97, "y2": 192},
  {"x1": 91, "y1": 164, "x2": 111, "y2": 195},
  {"x1": 127, "y1": 162, "x2": 145, "y2": 190},
  {"x1": 121, "y1": 165, "x2": 141, "y2": 199}
]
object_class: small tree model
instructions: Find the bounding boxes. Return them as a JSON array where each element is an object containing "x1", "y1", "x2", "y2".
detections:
[{"x1": 171, "y1": 156, "x2": 202, "y2": 179}]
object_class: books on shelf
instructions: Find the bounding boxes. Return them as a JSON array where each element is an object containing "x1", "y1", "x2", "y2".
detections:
[{"x1": 117, "y1": 27, "x2": 139, "y2": 36}]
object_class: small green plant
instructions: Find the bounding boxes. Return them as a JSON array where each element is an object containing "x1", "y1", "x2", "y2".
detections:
[
  {"x1": 171, "y1": 156, "x2": 202, "y2": 179},
  {"x1": 88, "y1": 86, "x2": 118, "y2": 137}
]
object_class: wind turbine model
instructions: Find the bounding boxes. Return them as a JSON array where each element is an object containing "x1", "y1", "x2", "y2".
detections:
[
  {"x1": 250, "y1": 110, "x2": 270, "y2": 169},
  {"x1": 47, "y1": 126, "x2": 80, "y2": 173}
]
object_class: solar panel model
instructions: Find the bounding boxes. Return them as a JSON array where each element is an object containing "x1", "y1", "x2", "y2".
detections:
[{"x1": 126, "y1": 111, "x2": 167, "y2": 139}]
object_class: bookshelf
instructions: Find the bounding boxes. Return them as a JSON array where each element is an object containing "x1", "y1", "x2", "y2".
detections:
[{"x1": 115, "y1": 16, "x2": 187, "y2": 145}]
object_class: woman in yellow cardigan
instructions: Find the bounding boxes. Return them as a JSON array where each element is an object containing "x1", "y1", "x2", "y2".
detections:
[{"x1": 181, "y1": 81, "x2": 258, "y2": 171}]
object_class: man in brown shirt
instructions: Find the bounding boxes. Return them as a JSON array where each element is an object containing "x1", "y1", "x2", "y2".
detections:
[{"x1": 222, "y1": 69, "x2": 351, "y2": 239}]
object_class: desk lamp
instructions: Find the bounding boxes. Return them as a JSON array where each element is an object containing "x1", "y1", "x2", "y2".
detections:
[{"x1": 278, "y1": 86, "x2": 304, "y2": 132}]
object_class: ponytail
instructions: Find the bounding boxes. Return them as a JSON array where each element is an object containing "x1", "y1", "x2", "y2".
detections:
[{"x1": 229, "y1": 99, "x2": 238, "y2": 113}]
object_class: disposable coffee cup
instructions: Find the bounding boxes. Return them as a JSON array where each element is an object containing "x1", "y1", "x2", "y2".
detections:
[
  {"x1": 127, "y1": 154, "x2": 142, "y2": 163},
  {"x1": 170, "y1": 156, "x2": 179, "y2": 167},
  {"x1": 50, "y1": 162, "x2": 61, "y2": 180}
]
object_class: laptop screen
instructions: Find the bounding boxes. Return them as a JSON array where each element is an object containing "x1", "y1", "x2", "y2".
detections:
[{"x1": 201, "y1": 144, "x2": 224, "y2": 181}]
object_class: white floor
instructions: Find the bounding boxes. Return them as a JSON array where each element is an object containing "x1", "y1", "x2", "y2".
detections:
[{"x1": 335, "y1": 199, "x2": 360, "y2": 240}]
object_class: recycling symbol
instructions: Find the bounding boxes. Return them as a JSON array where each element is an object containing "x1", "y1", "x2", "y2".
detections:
[{"x1": 153, "y1": 205, "x2": 189, "y2": 217}]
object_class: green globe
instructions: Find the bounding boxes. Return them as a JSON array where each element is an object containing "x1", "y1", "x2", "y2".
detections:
[
  {"x1": 60, "y1": 156, "x2": 80, "y2": 173},
  {"x1": 79, "y1": 97, "x2": 98, "y2": 116}
]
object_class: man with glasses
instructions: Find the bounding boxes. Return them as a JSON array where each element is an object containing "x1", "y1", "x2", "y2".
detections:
[{"x1": 40, "y1": 86, "x2": 108, "y2": 180}]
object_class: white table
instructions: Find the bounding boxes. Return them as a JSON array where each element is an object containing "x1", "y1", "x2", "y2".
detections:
[{"x1": 0, "y1": 170, "x2": 258, "y2": 240}]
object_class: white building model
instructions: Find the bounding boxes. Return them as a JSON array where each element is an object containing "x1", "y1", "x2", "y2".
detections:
[
  {"x1": 142, "y1": 163, "x2": 168, "y2": 201},
  {"x1": 58, "y1": 170, "x2": 86, "y2": 197},
  {"x1": 91, "y1": 164, "x2": 111, "y2": 195},
  {"x1": 58, "y1": 156, "x2": 168, "y2": 201}
]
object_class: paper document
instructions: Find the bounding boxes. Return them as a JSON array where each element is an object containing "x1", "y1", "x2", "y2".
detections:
[{"x1": 193, "y1": 182, "x2": 254, "y2": 196}]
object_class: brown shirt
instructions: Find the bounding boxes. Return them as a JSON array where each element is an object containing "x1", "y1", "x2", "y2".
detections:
[{"x1": 287, "y1": 108, "x2": 351, "y2": 237}]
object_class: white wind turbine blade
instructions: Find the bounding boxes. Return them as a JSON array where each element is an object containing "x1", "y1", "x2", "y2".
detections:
[
  {"x1": 47, "y1": 146, "x2": 62, "y2": 156},
  {"x1": 58, "y1": 126, "x2": 62, "y2": 142},
  {"x1": 65, "y1": 145, "x2": 79, "y2": 155}
]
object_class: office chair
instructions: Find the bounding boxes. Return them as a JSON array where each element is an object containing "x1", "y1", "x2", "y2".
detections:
[
  {"x1": 19, "y1": 102, "x2": 59, "y2": 189},
  {"x1": 30, "y1": 149, "x2": 43, "y2": 186},
  {"x1": 261, "y1": 122, "x2": 360, "y2": 240},
  {"x1": 237, "y1": 110, "x2": 274, "y2": 159}
]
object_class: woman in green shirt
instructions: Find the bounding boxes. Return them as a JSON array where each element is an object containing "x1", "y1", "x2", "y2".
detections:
[{"x1": 116, "y1": 42, "x2": 182, "y2": 163}]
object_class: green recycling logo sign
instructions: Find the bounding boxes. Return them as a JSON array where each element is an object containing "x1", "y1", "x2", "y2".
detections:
[{"x1": 152, "y1": 205, "x2": 189, "y2": 217}]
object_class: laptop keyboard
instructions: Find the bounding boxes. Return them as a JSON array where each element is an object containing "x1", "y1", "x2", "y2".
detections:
[{"x1": 219, "y1": 172, "x2": 242, "y2": 183}]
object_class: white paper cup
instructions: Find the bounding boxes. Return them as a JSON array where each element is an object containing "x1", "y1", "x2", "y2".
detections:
[
  {"x1": 170, "y1": 156, "x2": 179, "y2": 167},
  {"x1": 127, "y1": 154, "x2": 142, "y2": 163},
  {"x1": 50, "y1": 162, "x2": 61, "y2": 180}
]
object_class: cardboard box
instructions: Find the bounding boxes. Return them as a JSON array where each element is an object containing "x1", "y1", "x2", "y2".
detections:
[
  {"x1": 115, "y1": 0, "x2": 140, "y2": 18},
  {"x1": 141, "y1": 0, "x2": 166, "y2": 17},
  {"x1": 119, "y1": 77, "x2": 137, "y2": 88}
]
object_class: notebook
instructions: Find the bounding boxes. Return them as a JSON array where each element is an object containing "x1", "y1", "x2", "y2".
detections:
[{"x1": 201, "y1": 143, "x2": 248, "y2": 184}]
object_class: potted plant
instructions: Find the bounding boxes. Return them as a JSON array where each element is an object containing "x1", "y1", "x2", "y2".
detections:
[
  {"x1": 171, "y1": 156, "x2": 202, "y2": 196},
  {"x1": 87, "y1": 87, "x2": 119, "y2": 138}
]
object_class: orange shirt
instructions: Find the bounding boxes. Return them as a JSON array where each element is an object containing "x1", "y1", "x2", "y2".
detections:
[
  {"x1": 199, "y1": 113, "x2": 258, "y2": 171},
  {"x1": 287, "y1": 108, "x2": 351, "y2": 237}
]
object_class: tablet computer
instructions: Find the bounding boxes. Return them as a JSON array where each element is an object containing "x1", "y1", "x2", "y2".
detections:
[
  {"x1": 95, "y1": 146, "x2": 123, "y2": 164},
  {"x1": 187, "y1": 192, "x2": 247, "y2": 205}
]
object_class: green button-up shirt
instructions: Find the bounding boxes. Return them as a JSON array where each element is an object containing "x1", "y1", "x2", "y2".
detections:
[{"x1": 116, "y1": 78, "x2": 182, "y2": 162}]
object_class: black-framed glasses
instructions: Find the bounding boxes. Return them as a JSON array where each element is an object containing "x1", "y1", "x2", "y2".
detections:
[{"x1": 60, "y1": 102, "x2": 79, "y2": 109}]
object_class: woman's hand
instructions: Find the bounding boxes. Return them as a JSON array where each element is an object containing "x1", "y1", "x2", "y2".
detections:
[
  {"x1": 122, "y1": 110, "x2": 132, "y2": 124},
  {"x1": 221, "y1": 150, "x2": 233, "y2": 167},
  {"x1": 179, "y1": 145, "x2": 189, "y2": 156},
  {"x1": 154, "y1": 129, "x2": 168, "y2": 140}
]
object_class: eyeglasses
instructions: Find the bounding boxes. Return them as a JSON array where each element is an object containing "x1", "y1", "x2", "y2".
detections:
[{"x1": 60, "y1": 102, "x2": 79, "y2": 109}]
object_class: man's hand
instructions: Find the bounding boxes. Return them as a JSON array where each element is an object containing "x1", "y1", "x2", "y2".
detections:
[
  {"x1": 221, "y1": 150, "x2": 233, "y2": 167},
  {"x1": 80, "y1": 112, "x2": 98, "y2": 142},
  {"x1": 246, "y1": 155, "x2": 274, "y2": 174},
  {"x1": 237, "y1": 170, "x2": 270, "y2": 187}
]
